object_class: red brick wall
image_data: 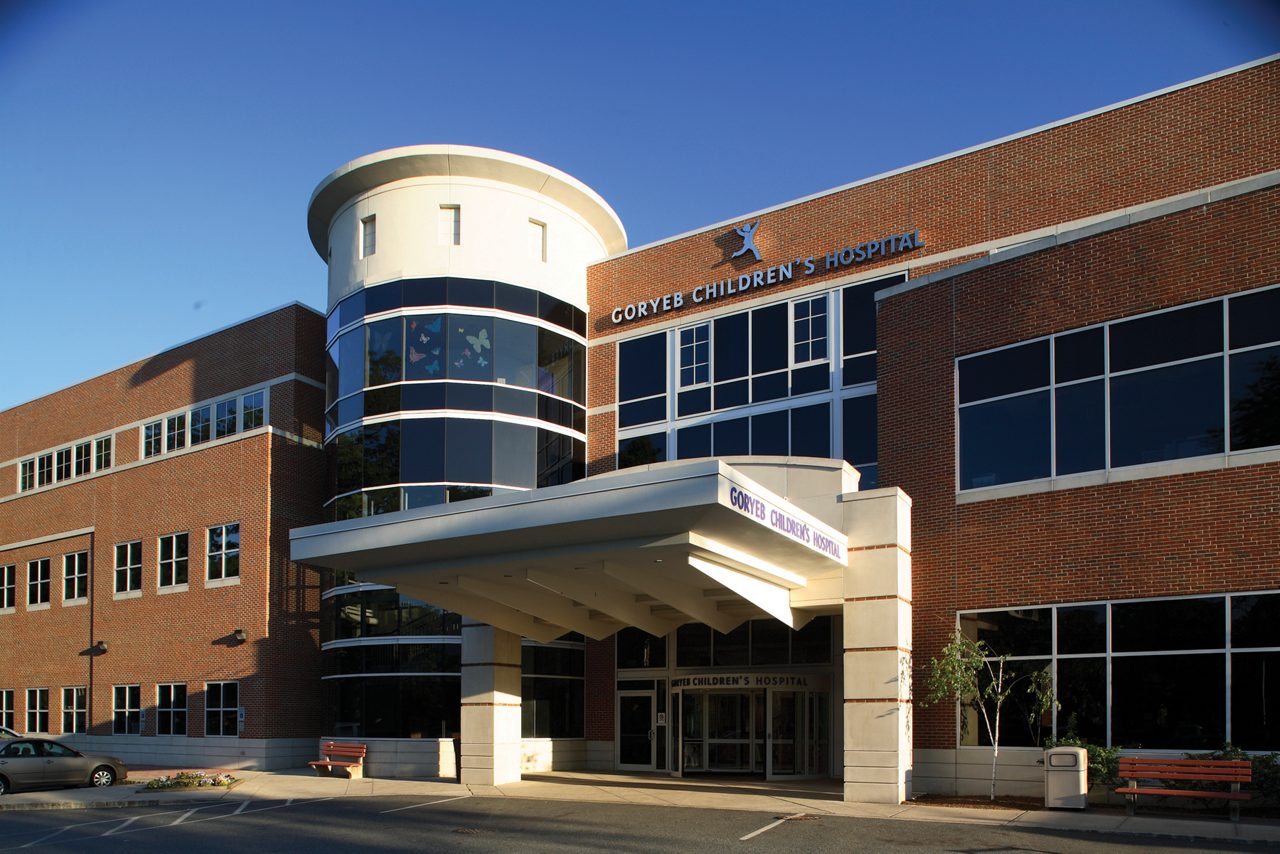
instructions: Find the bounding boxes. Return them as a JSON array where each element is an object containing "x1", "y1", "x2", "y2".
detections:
[
  {"x1": 0, "y1": 304, "x2": 327, "y2": 743},
  {"x1": 584, "y1": 60, "x2": 1279, "y2": 473},
  {"x1": 878, "y1": 188, "x2": 1280, "y2": 750},
  {"x1": 585, "y1": 636, "x2": 616, "y2": 742}
]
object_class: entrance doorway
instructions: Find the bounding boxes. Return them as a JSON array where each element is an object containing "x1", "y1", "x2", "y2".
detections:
[
  {"x1": 617, "y1": 691, "x2": 656, "y2": 770},
  {"x1": 671, "y1": 686, "x2": 830, "y2": 779}
]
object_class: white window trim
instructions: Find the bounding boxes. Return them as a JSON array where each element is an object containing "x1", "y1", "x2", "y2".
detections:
[
  {"x1": 61, "y1": 552, "x2": 88, "y2": 607},
  {"x1": 112, "y1": 684, "x2": 142, "y2": 736},
  {"x1": 677, "y1": 322, "x2": 712, "y2": 390},
  {"x1": 360, "y1": 214, "x2": 376, "y2": 259},
  {"x1": 205, "y1": 522, "x2": 241, "y2": 587},
  {"x1": 26, "y1": 688, "x2": 49, "y2": 734},
  {"x1": 156, "y1": 683, "x2": 188, "y2": 736},
  {"x1": 157, "y1": 532, "x2": 190, "y2": 593},
  {"x1": 204, "y1": 681, "x2": 240, "y2": 737},
  {"x1": 113, "y1": 541, "x2": 143, "y2": 598},
  {"x1": 789, "y1": 293, "x2": 831, "y2": 370}
]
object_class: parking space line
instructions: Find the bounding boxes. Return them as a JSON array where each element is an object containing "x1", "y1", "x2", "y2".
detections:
[
  {"x1": 739, "y1": 813, "x2": 804, "y2": 841},
  {"x1": 169, "y1": 808, "x2": 199, "y2": 826},
  {"x1": 379, "y1": 794, "x2": 470, "y2": 814},
  {"x1": 18, "y1": 827, "x2": 67, "y2": 849},
  {"x1": 232, "y1": 800, "x2": 250, "y2": 815},
  {"x1": 101, "y1": 816, "x2": 141, "y2": 836}
]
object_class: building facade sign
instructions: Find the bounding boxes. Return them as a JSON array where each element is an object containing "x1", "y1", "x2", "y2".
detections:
[
  {"x1": 609, "y1": 227, "x2": 923, "y2": 325},
  {"x1": 724, "y1": 483, "x2": 848, "y2": 564},
  {"x1": 670, "y1": 673, "x2": 819, "y2": 689}
]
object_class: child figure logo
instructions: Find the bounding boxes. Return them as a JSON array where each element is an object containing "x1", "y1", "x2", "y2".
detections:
[{"x1": 731, "y1": 220, "x2": 762, "y2": 262}]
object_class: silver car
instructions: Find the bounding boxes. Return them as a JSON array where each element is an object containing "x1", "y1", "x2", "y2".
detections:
[
  {"x1": 0, "y1": 738, "x2": 128, "y2": 795},
  {"x1": 0, "y1": 726, "x2": 19, "y2": 739}
]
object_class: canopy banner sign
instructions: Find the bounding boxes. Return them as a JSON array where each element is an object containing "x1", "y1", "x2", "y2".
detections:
[{"x1": 721, "y1": 481, "x2": 848, "y2": 565}]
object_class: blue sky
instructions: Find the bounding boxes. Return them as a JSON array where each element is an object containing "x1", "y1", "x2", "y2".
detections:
[{"x1": 0, "y1": 0, "x2": 1277, "y2": 412}]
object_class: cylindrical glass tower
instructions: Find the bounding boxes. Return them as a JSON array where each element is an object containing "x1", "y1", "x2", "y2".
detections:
[{"x1": 307, "y1": 145, "x2": 626, "y2": 742}]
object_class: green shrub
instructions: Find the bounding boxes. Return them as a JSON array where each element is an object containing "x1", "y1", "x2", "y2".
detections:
[
  {"x1": 1044, "y1": 736, "x2": 1121, "y2": 786},
  {"x1": 1185, "y1": 745, "x2": 1280, "y2": 803}
]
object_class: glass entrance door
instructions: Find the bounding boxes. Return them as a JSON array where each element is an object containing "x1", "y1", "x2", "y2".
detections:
[
  {"x1": 766, "y1": 689, "x2": 830, "y2": 779},
  {"x1": 617, "y1": 692, "x2": 655, "y2": 770}
]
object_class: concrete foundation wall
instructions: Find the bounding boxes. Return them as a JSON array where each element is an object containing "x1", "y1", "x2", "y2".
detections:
[
  {"x1": 521, "y1": 738, "x2": 587, "y2": 772},
  {"x1": 913, "y1": 747, "x2": 1045, "y2": 798}
]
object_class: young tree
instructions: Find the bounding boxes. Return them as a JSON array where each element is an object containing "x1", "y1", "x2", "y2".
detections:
[{"x1": 923, "y1": 629, "x2": 1057, "y2": 801}]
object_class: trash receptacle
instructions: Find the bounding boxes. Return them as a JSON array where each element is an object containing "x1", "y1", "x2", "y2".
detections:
[{"x1": 1044, "y1": 746, "x2": 1088, "y2": 809}]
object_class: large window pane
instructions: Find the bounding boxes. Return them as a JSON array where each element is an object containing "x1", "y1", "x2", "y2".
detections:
[
  {"x1": 1055, "y1": 379, "x2": 1105, "y2": 475},
  {"x1": 362, "y1": 422, "x2": 400, "y2": 487},
  {"x1": 712, "y1": 623, "x2": 749, "y2": 667},
  {"x1": 446, "y1": 418, "x2": 492, "y2": 483},
  {"x1": 1057, "y1": 605, "x2": 1106, "y2": 654},
  {"x1": 750, "y1": 619, "x2": 789, "y2": 666},
  {"x1": 677, "y1": 624, "x2": 711, "y2": 667},
  {"x1": 1110, "y1": 302, "x2": 1222, "y2": 372},
  {"x1": 522, "y1": 678, "x2": 584, "y2": 738},
  {"x1": 1232, "y1": 652, "x2": 1280, "y2": 750},
  {"x1": 963, "y1": 659, "x2": 1052, "y2": 747},
  {"x1": 713, "y1": 417, "x2": 749, "y2": 456},
  {"x1": 538, "y1": 328, "x2": 583, "y2": 403},
  {"x1": 960, "y1": 608, "x2": 1052, "y2": 656},
  {"x1": 449, "y1": 315, "x2": 494, "y2": 382},
  {"x1": 404, "y1": 315, "x2": 445, "y2": 380},
  {"x1": 1111, "y1": 597, "x2": 1224, "y2": 652},
  {"x1": 676, "y1": 424, "x2": 711, "y2": 460},
  {"x1": 337, "y1": 327, "x2": 365, "y2": 398},
  {"x1": 493, "y1": 421, "x2": 536, "y2": 488},
  {"x1": 1229, "y1": 288, "x2": 1280, "y2": 349},
  {"x1": 842, "y1": 281, "x2": 877, "y2": 356},
  {"x1": 959, "y1": 391, "x2": 1050, "y2": 489},
  {"x1": 750, "y1": 410, "x2": 788, "y2": 456},
  {"x1": 618, "y1": 433, "x2": 666, "y2": 469},
  {"x1": 1110, "y1": 357, "x2": 1223, "y2": 467},
  {"x1": 790, "y1": 403, "x2": 830, "y2": 458},
  {"x1": 958, "y1": 340, "x2": 1048, "y2": 404},
  {"x1": 401, "y1": 418, "x2": 444, "y2": 483},
  {"x1": 751, "y1": 304, "x2": 787, "y2": 374},
  {"x1": 714, "y1": 313, "x2": 749, "y2": 381},
  {"x1": 1231, "y1": 593, "x2": 1280, "y2": 649},
  {"x1": 617, "y1": 628, "x2": 666, "y2": 669},
  {"x1": 1056, "y1": 658, "x2": 1106, "y2": 744},
  {"x1": 366, "y1": 317, "x2": 403, "y2": 387},
  {"x1": 619, "y1": 333, "x2": 666, "y2": 401},
  {"x1": 1054, "y1": 327, "x2": 1104, "y2": 383},
  {"x1": 842, "y1": 394, "x2": 876, "y2": 468},
  {"x1": 1111, "y1": 653, "x2": 1224, "y2": 749},
  {"x1": 792, "y1": 616, "x2": 831, "y2": 664},
  {"x1": 1229, "y1": 346, "x2": 1280, "y2": 451}
]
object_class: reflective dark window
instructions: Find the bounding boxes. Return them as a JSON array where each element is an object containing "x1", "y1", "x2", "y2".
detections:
[
  {"x1": 448, "y1": 485, "x2": 493, "y2": 503},
  {"x1": 619, "y1": 333, "x2": 666, "y2": 401},
  {"x1": 677, "y1": 624, "x2": 711, "y2": 667},
  {"x1": 1232, "y1": 652, "x2": 1280, "y2": 750},
  {"x1": 333, "y1": 428, "x2": 362, "y2": 494},
  {"x1": 960, "y1": 608, "x2": 1052, "y2": 656},
  {"x1": 843, "y1": 353, "x2": 876, "y2": 386},
  {"x1": 750, "y1": 410, "x2": 788, "y2": 456},
  {"x1": 493, "y1": 421, "x2": 536, "y2": 488},
  {"x1": 366, "y1": 317, "x2": 403, "y2": 387},
  {"x1": 337, "y1": 289, "x2": 365, "y2": 330},
  {"x1": 1110, "y1": 358, "x2": 1223, "y2": 467},
  {"x1": 1230, "y1": 593, "x2": 1280, "y2": 649},
  {"x1": 1056, "y1": 604, "x2": 1106, "y2": 654},
  {"x1": 1054, "y1": 379, "x2": 1105, "y2": 475},
  {"x1": 751, "y1": 371, "x2": 788, "y2": 403},
  {"x1": 750, "y1": 619, "x2": 789, "y2": 666},
  {"x1": 445, "y1": 382, "x2": 492, "y2": 411},
  {"x1": 366, "y1": 487, "x2": 400, "y2": 516},
  {"x1": 713, "y1": 417, "x2": 749, "y2": 456},
  {"x1": 714, "y1": 380, "x2": 748, "y2": 409},
  {"x1": 1111, "y1": 597, "x2": 1224, "y2": 652},
  {"x1": 1055, "y1": 327, "x2": 1104, "y2": 383},
  {"x1": 1110, "y1": 302, "x2": 1223, "y2": 373},
  {"x1": 362, "y1": 422, "x2": 400, "y2": 487},
  {"x1": 449, "y1": 315, "x2": 493, "y2": 382},
  {"x1": 365, "y1": 280, "x2": 402, "y2": 314},
  {"x1": 448, "y1": 277, "x2": 494, "y2": 308},
  {"x1": 790, "y1": 403, "x2": 830, "y2": 458},
  {"x1": 364, "y1": 386, "x2": 400, "y2": 417},
  {"x1": 1056, "y1": 658, "x2": 1106, "y2": 744},
  {"x1": 494, "y1": 385, "x2": 537, "y2": 418},
  {"x1": 537, "y1": 431, "x2": 583, "y2": 487},
  {"x1": 538, "y1": 292, "x2": 575, "y2": 330},
  {"x1": 493, "y1": 318, "x2": 537, "y2": 390},
  {"x1": 404, "y1": 485, "x2": 446, "y2": 509},
  {"x1": 401, "y1": 419, "x2": 445, "y2": 484},
  {"x1": 538, "y1": 327, "x2": 584, "y2": 403},
  {"x1": 618, "y1": 433, "x2": 666, "y2": 469},
  {"x1": 617, "y1": 628, "x2": 667, "y2": 669},
  {"x1": 714, "y1": 313, "x2": 749, "y2": 381},
  {"x1": 619, "y1": 397, "x2": 665, "y2": 428},
  {"x1": 678, "y1": 387, "x2": 711, "y2": 416},
  {"x1": 792, "y1": 616, "x2": 831, "y2": 664},
  {"x1": 337, "y1": 327, "x2": 364, "y2": 398},
  {"x1": 965, "y1": 659, "x2": 1052, "y2": 747},
  {"x1": 790, "y1": 363, "x2": 829, "y2": 395},
  {"x1": 522, "y1": 677, "x2": 584, "y2": 738},
  {"x1": 446, "y1": 418, "x2": 491, "y2": 484},
  {"x1": 403, "y1": 277, "x2": 447, "y2": 308},
  {"x1": 404, "y1": 315, "x2": 445, "y2": 381},
  {"x1": 495, "y1": 281, "x2": 539, "y2": 316},
  {"x1": 1230, "y1": 346, "x2": 1280, "y2": 450},
  {"x1": 959, "y1": 391, "x2": 1050, "y2": 488},
  {"x1": 676, "y1": 424, "x2": 711, "y2": 460},
  {"x1": 1111, "y1": 653, "x2": 1223, "y2": 749},
  {"x1": 1229, "y1": 288, "x2": 1280, "y2": 349},
  {"x1": 712, "y1": 624, "x2": 749, "y2": 667},
  {"x1": 751, "y1": 304, "x2": 787, "y2": 374},
  {"x1": 842, "y1": 281, "x2": 876, "y2": 356},
  {"x1": 958, "y1": 340, "x2": 1048, "y2": 404},
  {"x1": 403, "y1": 382, "x2": 445, "y2": 410},
  {"x1": 842, "y1": 395, "x2": 876, "y2": 468}
]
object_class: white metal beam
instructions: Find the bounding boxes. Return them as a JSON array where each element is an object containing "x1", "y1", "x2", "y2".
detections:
[
  {"x1": 456, "y1": 576, "x2": 619, "y2": 641},
  {"x1": 526, "y1": 570, "x2": 681, "y2": 638},
  {"x1": 603, "y1": 565, "x2": 742, "y2": 634},
  {"x1": 687, "y1": 555, "x2": 813, "y2": 630}
]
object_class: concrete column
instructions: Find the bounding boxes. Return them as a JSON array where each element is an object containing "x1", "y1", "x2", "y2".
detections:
[
  {"x1": 460, "y1": 622, "x2": 523, "y2": 785},
  {"x1": 840, "y1": 487, "x2": 913, "y2": 803}
]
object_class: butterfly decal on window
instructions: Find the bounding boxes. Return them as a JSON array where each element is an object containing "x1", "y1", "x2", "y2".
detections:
[
  {"x1": 477, "y1": 357, "x2": 488, "y2": 367},
  {"x1": 419, "y1": 334, "x2": 430, "y2": 345},
  {"x1": 424, "y1": 317, "x2": 441, "y2": 333},
  {"x1": 408, "y1": 346, "x2": 425, "y2": 363},
  {"x1": 373, "y1": 330, "x2": 394, "y2": 351},
  {"x1": 466, "y1": 329, "x2": 491, "y2": 352},
  {"x1": 426, "y1": 360, "x2": 440, "y2": 375}
]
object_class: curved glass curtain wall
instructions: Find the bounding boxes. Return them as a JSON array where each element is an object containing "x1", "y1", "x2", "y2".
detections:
[{"x1": 324, "y1": 276, "x2": 587, "y2": 520}]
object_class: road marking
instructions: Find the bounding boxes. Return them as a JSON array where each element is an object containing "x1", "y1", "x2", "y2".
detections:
[
  {"x1": 18, "y1": 827, "x2": 67, "y2": 848},
  {"x1": 232, "y1": 800, "x2": 250, "y2": 815},
  {"x1": 380, "y1": 794, "x2": 471, "y2": 814},
  {"x1": 101, "y1": 816, "x2": 141, "y2": 836},
  {"x1": 739, "y1": 813, "x2": 805, "y2": 841},
  {"x1": 169, "y1": 809, "x2": 199, "y2": 826}
]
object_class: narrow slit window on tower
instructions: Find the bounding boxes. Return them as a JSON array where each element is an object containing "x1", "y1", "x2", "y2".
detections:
[
  {"x1": 360, "y1": 215, "x2": 376, "y2": 258},
  {"x1": 528, "y1": 218, "x2": 547, "y2": 262},
  {"x1": 440, "y1": 205, "x2": 461, "y2": 245}
]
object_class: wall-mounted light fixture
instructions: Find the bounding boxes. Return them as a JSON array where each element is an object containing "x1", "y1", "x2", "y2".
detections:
[
  {"x1": 233, "y1": 628, "x2": 247, "y2": 643},
  {"x1": 93, "y1": 640, "x2": 108, "y2": 653}
]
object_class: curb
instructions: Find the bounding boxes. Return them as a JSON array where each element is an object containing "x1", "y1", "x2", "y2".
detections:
[{"x1": 0, "y1": 798, "x2": 212, "y2": 811}]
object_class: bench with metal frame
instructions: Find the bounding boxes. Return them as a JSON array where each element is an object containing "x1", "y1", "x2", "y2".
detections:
[
  {"x1": 1115, "y1": 757, "x2": 1252, "y2": 822},
  {"x1": 308, "y1": 741, "x2": 367, "y2": 779}
]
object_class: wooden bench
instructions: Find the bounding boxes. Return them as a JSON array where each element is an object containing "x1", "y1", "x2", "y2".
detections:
[
  {"x1": 1115, "y1": 757, "x2": 1252, "y2": 821},
  {"x1": 308, "y1": 741, "x2": 367, "y2": 779}
]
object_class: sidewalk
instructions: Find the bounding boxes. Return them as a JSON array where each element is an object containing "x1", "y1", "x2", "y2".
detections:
[{"x1": 2, "y1": 766, "x2": 1278, "y2": 845}]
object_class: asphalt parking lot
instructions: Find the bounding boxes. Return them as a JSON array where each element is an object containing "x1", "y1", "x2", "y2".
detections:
[{"x1": 0, "y1": 795, "x2": 1263, "y2": 853}]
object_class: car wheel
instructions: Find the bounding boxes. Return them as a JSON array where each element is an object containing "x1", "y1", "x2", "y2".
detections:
[
  {"x1": 0, "y1": 774, "x2": 9, "y2": 796},
  {"x1": 91, "y1": 766, "x2": 115, "y2": 788}
]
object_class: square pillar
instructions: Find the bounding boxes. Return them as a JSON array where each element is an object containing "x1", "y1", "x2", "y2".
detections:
[
  {"x1": 460, "y1": 623, "x2": 523, "y2": 785},
  {"x1": 841, "y1": 487, "x2": 912, "y2": 804}
]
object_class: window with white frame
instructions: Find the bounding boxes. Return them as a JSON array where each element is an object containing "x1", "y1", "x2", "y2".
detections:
[
  {"x1": 360, "y1": 215, "x2": 376, "y2": 258},
  {"x1": 19, "y1": 459, "x2": 34, "y2": 492},
  {"x1": 956, "y1": 285, "x2": 1280, "y2": 492},
  {"x1": 242, "y1": 390, "x2": 264, "y2": 430},
  {"x1": 114, "y1": 542, "x2": 142, "y2": 595},
  {"x1": 62, "y1": 686, "x2": 86, "y2": 733},
  {"x1": 0, "y1": 690, "x2": 12, "y2": 730},
  {"x1": 54, "y1": 448, "x2": 71, "y2": 482},
  {"x1": 157, "y1": 683, "x2": 187, "y2": 736},
  {"x1": 26, "y1": 688, "x2": 48, "y2": 733},
  {"x1": 679, "y1": 324, "x2": 710, "y2": 388},
  {"x1": 113, "y1": 685, "x2": 141, "y2": 734},
  {"x1": 27, "y1": 559, "x2": 49, "y2": 606},
  {"x1": 95, "y1": 436, "x2": 112, "y2": 470},
  {"x1": 215, "y1": 398, "x2": 237, "y2": 438},
  {"x1": 74, "y1": 442, "x2": 92, "y2": 477},
  {"x1": 190, "y1": 405, "x2": 211, "y2": 445},
  {"x1": 143, "y1": 421, "x2": 163, "y2": 458},
  {"x1": 62, "y1": 552, "x2": 88, "y2": 603},
  {"x1": 528, "y1": 218, "x2": 547, "y2": 262},
  {"x1": 158, "y1": 533, "x2": 188, "y2": 589},
  {"x1": 792, "y1": 294, "x2": 828, "y2": 365},
  {"x1": 166, "y1": 413, "x2": 186, "y2": 452},
  {"x1": 439, "y1": 205, "x2": 461, "y2": 245},
  {"x1": 36, "y1": 453, "x2": 52, "y2": 486},
  {"x1": 1, "y1": 565, "x2": 14, "y2": 610},
  {"x1": 205, "y1": 681, "x2": 238, "y2": 736},
  {"x1": 207, "y1": 523, "x2": 240, "y2": 582}
]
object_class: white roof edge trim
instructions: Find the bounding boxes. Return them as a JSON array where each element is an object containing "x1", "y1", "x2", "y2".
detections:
[{"x1": 601, "y1": 53, "x2": 1280, "y2": 262}]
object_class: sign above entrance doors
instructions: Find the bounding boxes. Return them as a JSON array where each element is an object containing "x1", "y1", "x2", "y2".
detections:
[
  {"x1": 670, "y1": 673, "x2": 827, "y2": 689},
  {"x1": 723, "y1": 482, "x2": 848, "y2": 565},
  {"x1": 608, "y1": 224, "x2": 924, "y2": 325}
]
